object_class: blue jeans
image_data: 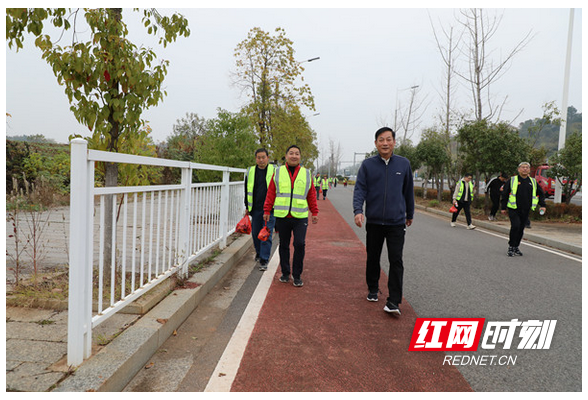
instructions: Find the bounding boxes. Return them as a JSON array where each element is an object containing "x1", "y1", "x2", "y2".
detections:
[{"x1": 250, "y1": 209, "x2": 275, "y2": 263}]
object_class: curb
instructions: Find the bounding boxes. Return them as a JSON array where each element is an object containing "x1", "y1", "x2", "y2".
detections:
[
  {"x1": 415, "y1": 204, "x2": 581, "y2": 256},
  {"x1": 53, "y1": 234, "x2": 253, "y2": 392}
]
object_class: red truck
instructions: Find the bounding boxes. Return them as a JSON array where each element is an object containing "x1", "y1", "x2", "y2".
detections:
[{"x1": 532, "y1": 164, "x2": 577, "y2": 199}]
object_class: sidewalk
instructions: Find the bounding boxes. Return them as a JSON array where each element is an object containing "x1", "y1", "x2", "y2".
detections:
[
  {"x1": 5, "y1": 202, "x2": 581, "y2": 391},
  {"x1": 6, "y1": 235, "x2": 253, "y2": 392}
]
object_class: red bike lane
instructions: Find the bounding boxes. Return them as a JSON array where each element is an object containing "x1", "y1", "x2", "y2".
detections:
[{"x1": 230, "y1": 199, "x2": 472, "y2": 391}]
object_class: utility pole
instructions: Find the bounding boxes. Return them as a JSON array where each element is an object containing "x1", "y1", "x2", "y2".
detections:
[{"x1": 554, "y1": 9, "x2": 574, "y2": 204}]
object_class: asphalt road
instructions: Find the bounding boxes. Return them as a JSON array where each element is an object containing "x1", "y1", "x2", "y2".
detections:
[{"x1": 327, "y1": 186, "x2": 582, "y2": 392}]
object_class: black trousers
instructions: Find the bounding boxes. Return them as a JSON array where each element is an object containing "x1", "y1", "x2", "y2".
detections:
[
  {"x1": 451, "y1": 200, "x2": 472, "y2": 225},
  {"x1": 490, "y1": 194, "x2": 500, "y2": 217},
  {"x1": 366, "y1": 223, "x2": 406, "y2": 304},
  {"x1": 508, "y1": 208, "x2": 530, "y2": 247},
  {"x1": 276, "y1": 217, "x2": 308, "y2": 279}
]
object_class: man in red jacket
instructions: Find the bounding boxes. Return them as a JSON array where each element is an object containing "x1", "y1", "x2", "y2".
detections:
[{"x1": 264, "y1": 145, "x2": 318, "y2": 287}]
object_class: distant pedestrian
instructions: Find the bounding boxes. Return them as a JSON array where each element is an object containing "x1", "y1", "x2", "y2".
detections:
[
  {"x1": 264, "y1": 145, "x2": 319, "y2": 287},
  {"x1": 486, "y1": 173, "x2": 509, "y2": 221},
  {"x1": 501, "y1": 162, "x2": 546, "y2": 257},
  {"x1": 321, "y1": 175, "x2": 329, "y2": 200},
  {"x1": 244, "y1": 148, "x2": 276, "y2": 271},
  {"x1": 353, "y1": 127, "x2": 414, "y2": 315},
  {"x1": 314, "y1": 173, "x2": 321, "y2": 200},
  {"x1": 451, "y1": 173, "x2": 476, "y2": 230}
]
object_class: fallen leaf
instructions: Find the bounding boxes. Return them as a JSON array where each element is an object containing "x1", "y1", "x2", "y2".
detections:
[
  {"x1": 145, "y1": 362, "x2": 154, "y2": 369},
  {"x1": 173, "y1": 330, "x2": 177, "y2": 336},
  {"x1": 219, "y1": 373, "x2": 226, "y2": 377},
  {"x1": 156, "y1": 319, "x2": 168, "y2": 324}
]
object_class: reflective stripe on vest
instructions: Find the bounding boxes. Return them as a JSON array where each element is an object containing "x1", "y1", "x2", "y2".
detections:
[
  {"x1": 245, "y1": 164, "x2": 275, "y2": 212},
  {"x1": 273, "y1": 166, "x2": 311, "y2": 218},
  {"x1": 507, "y1": 175, "x2": 539, "y2": 210}
]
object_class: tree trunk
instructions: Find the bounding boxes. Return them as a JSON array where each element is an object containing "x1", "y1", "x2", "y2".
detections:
[{"x1": 102, "y1": 8, "x2": 122, "y2": 282}]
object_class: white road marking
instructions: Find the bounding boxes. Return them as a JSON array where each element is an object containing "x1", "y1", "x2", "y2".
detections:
[
  {"x1": 467, "y1": 225, "x2": 582, "y2": 263},
  {"x1": 204, "y1": 246, "x2": 280, "y2": 392}
]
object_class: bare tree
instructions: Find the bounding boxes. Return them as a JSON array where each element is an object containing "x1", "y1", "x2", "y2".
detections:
[
  {"x1": 328, "y1": 138, "x2": 343, "y2": 177},
  {"x1": 394, "y1": 85, "x2": 428, "y2": 144},
  {"x1": 455, "y1": 9, "x2": 533, "y2": 122},
  {"x1": 430, "y1": 12, "x2": 464, "y2": 194},
  {"x1": 430, "y1": 13, "x2": 463, "y2": 138}
]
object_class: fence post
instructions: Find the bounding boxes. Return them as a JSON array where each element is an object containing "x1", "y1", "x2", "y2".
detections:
[
  {"x1": 219, "y1": 169, "x2": 230, "y2": 249},
  {"x1": 178, "y1": 164, "x2": 192, "y2": 277},
  {"x1": 67, "y1": 139, "x2": 94, "y2": 366}
]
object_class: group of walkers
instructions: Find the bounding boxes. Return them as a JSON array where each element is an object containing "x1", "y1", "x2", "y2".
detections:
[
  {"x1": 450, "y1": 162, "x2": 546, "y2": 257},
  {"x1": 244, "y1": 145, "x2": 318, "y2": 287},
  {"x1": 313, "y1": 173, "x2": 345, "y2": 200},
  {"x1": 244, "y1": 126, "x2": 546, "y2": 317}
]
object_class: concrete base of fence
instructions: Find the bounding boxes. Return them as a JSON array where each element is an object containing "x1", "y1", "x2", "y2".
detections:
[{"x1": 53, "y1": 234, "x2": 253, "y2": 392}]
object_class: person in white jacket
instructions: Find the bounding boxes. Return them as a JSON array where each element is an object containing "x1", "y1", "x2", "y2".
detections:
[{"x1": 451, "y1": 173, "x2": 476, "y2": 230}]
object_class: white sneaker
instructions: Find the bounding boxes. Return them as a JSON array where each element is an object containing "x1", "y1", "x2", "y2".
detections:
[
  {"x1": 467, "y1": 224, "x2": 476, "y2": 230},
  {"x1": 450, "y1": 222, "x2": 456, "y2": 227},
  {"x1": 384, "y1": 301, "x2": 401, "y2": 315},
  {"x1": 488, "y1": 216, "x2": 494, "y2": 221}
]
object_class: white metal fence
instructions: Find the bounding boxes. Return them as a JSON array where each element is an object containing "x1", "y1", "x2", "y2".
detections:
[{"x1": 68, "y1": 139, "x2": 246, "y2": 366}]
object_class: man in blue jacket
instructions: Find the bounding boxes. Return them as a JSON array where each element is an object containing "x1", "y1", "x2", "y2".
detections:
[{"x1": 353, "y1": 127, "x2": 414, "y2": 315}]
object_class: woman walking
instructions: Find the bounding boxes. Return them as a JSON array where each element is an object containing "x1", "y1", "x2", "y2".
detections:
[{"x1": 264, "y1": 145, "x2": 319, "y2": 287}]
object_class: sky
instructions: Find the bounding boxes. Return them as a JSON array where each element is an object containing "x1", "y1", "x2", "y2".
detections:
[{"x1": 4, "y1": 3, "x2": 583, "y2": 171}]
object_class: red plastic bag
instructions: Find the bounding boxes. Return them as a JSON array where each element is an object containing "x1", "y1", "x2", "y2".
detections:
[
  {"x1": 258, "y1": 222, "x2": 270, "y2": 242},
  {"x1": 236, "y1": 215, "x2": 251, "y2": 234},
  {"x1": 449, "y1": 205, "x2": 458, "y2": 213}
]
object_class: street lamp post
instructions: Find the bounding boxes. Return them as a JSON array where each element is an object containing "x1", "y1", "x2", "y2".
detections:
[
  {"x1": 554, "y1": 9, "x2": 574, "y2": 204},
  {"x1": 300, "y1": 57, "x2": 320, "y2": 63}
]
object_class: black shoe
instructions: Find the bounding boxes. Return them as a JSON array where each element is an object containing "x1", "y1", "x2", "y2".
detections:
[
  {"x1": 384, "y1": 301, "x2": 401, "y2": 315},
  {"x1": 293, "y1": 278, "x2": 303, "y2": 287},
  {"x1": 367, "y1": 291, "x2": 379, "y2": 302},
  {"x1": 507, "y1": 247, "x2": 515, "y2": 257},
  {"x1": 279, "y1": 275, "x2": 290, "y2": 283},
  {"x1": 255, "y1": 255, "x2": 260, "y2": 262},
  {"x1": 513, "y1": 247, "x2": 523, "y2": 256},
  {"x1": 259, "y1": 261, "x2": 268, "y2": 271}
]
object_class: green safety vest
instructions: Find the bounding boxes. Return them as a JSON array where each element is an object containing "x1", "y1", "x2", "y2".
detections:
[
  {"x1": 321, "y1": 178, "x2": 329, "y2": 189},
  {"x1": 273, "y1": 165, "x2": 311, "y2": 218},
  {"x1": 456, "y1": 180, "x2": 474, "y2": 202},
  {"x1": 245, "y1": 164, "x2": 275, "y2": 212},
  {"x1": 314, "y1": 176, "x2": 321, "y2": 187},
  {"x1": 507, "y1": 175, "x2": 539, "y2": 210}
]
